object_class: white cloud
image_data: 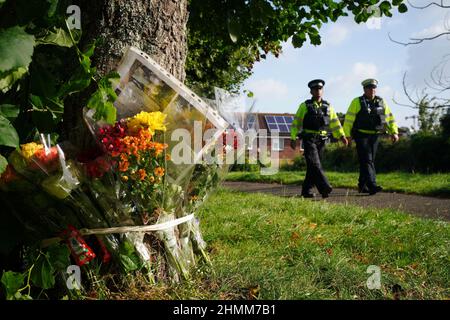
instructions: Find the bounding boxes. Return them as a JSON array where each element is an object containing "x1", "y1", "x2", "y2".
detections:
[
  {"x1": 328, "y1": 62, "x2": 378, "y2": 90},
  {"x1": 377, "y1": 85, "x2": 395, "y2": 99},
  {"x1": 412, "y1": 23, "x2": 448, "y2": 39},
  {"x1": 324, "y1": 62, "x2": 378, "y2": 110},
  {"x1": 245, "y1": 78, "x2": 289, "y2": 100},
  {"x1": 352, "y1": 62, "x2": 378, "y2": 78},
  {"x1": 324, "y1": 24, "x2": 350, "y2": 46}
]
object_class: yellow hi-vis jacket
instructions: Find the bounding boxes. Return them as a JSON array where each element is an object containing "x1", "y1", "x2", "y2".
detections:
[
  {"x1": 343, "y1": 96, "x2": 398, "y2": 137},
  {"x1": 290, "y1": 99, "x2": 345, "y2": 140}
]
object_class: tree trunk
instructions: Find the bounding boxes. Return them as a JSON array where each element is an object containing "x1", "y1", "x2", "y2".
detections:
[{"x1": 63, "y1": 0, "x2": 189, "y2": 145}]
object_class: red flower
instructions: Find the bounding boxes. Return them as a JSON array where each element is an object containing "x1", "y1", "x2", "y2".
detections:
[
  {"x1": 30, "y1": 147, "x2": 60, "y2": 172},
  {"x1": 85, "y1": 156, "x2": 112, "y2": 178},
  {"x1": 0, "y1": 164, "x2": 19, "y2": 184}
]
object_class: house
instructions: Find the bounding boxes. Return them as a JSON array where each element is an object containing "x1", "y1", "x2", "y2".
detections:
[{"x1": 245, "y1": 112, "x2": 301, "y2": 161}]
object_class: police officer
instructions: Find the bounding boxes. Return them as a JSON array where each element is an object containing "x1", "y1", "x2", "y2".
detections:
[
  {"x1": 290, "y1": 79, "x2": 348, "y2": 198},
  {"x1": 343, "y1": 79, "x2": 399, "y2": 195}
]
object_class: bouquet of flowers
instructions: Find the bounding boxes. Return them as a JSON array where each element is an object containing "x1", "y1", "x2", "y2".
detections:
[
  {"x1": 0, "y1": 46, "x2": 253, "y2": 290},
  {"x1": 79, "y1": 47, "x2": 231, "y2": 281}
]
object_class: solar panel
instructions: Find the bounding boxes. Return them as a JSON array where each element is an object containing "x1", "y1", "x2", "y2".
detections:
[
  {"x1": 264, "y1": 115, "x2": 294, "y2": 133},
  {"x1": 266, "y1": 115, "x2": 275, "y2": 123},
  {"x1": 246, "y1": 114, "x2": 256, "y2": 129}
]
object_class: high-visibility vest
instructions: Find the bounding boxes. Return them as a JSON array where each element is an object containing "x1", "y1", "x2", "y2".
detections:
[
  {"x1": 303, "y1": 99, "x2": 330, "y2": 131},
  {"x1": 353, "y1": 96, "x2": 386, "y2": 132}
]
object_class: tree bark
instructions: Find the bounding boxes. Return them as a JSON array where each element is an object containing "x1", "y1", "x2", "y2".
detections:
[{"x1": 64, "y1": 0, "x2": 189, "y2": 145}]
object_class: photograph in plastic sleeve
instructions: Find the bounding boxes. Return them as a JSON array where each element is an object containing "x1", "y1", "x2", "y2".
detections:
[{"x1": 110, "y1": 47, "x2": 228, "y2": 185}]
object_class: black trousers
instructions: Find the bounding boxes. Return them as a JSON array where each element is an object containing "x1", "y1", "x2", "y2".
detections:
[
  {"x1": 302, "y1": 135, "x2": 331, "y2": 195},
  {"x1": 354, "y1": 133, "x2": 379, "y2": 191}
]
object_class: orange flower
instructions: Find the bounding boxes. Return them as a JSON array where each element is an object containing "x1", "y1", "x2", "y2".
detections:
[
  {"x1": 119, "y1": 160, "x2": 129, "y2": 172},
  {"x1": 154, "y1": 167, "x2": 164, "y2": 177},
  {"x1": 137, "y1": 169, "x2": 147, "y2": 181},
  {"x1": 165, "y1": 154, "x2": 171, "y2": 161}
]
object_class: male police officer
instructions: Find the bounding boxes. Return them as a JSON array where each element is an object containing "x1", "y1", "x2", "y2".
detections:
[
  {"x1": 290, "y1": 79, "x2": 348, "y2": 198},
  {"x1": 343, "y1": 79, "x2": 399, "y2": 195}
]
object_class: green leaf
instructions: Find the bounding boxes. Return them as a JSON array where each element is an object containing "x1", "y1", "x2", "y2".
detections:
[
  {"x1": 47, "y1": 0, "x2": 58, "y2": 17},
  {"x1": 1, "y1": 271, "x2": 26, "y2": 300},
  {"x1": 0, "y1": 67, "x2": 27, "y2": 93},
  {"x1": 309, "y1": 33, "x2": 322, "y2": 46},
  {"x1": 13, "y1": 292, "x2": 33, "y2": 300},
  {"x1": 47, "y1": 243, "x2": 70, "y2": 271},
  {"x1": 0, "y1": 104, "x2": 20, "y2": 120},
  {"x1": 58, "y1": 67, "x2": 91, "y2": 97},
  {"x1": 0, "y1": 26, "x2": 35, "y2": 73},
  {"x1": 0, "y1": 154, "x2": 7, "y2": 175},
  {"x1": 250, "y1": 0, "x2": 274, "y2": 25},
  {"x1": 0, "y1": 0, "x2": 5, "y2": 9},
  {"x1": 0, "y1": 114, "x2": 19, "y2": 148},
  {"x1": 244, "y1": 90, "x2": 254, "y2": 98},
  {"x1": 30, "y1": 254, "x2": 55, "y2": 289},
  {"x1": 119, "y1": 240, "x2": 140, "y2": 272},
  {"x1": 398, "y1": 3, "x2": 408, "y2": 13},
  {"x1": 36, "y1": 27, "x2": 74, "y2": 47},
  {"x1": 292, "y1": 32, "x2": 306, "y2": 48},
  {"x1": 29, "y1": 95, "x2": 63, "y2": 132},
  {"x1": 87, "y1": 73, "x2": 119, "y2": 124},
  {"x1": 119, "y1": 254, "x2": 139, "y2": 272},
  {"x1": 379, "y1": 1, "x2": 392, "y2": 14},
  {"x1": 87, "y1": 90, "x2": 117, "y2": 124}
]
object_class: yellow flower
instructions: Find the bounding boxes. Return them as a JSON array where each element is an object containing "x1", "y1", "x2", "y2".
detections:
[
  {"x1": 20, "y1": 142, "x2": 44, "y2": 160},
  {"x1": 127, "y1": 111, "x2": 167, "y2": 134}
]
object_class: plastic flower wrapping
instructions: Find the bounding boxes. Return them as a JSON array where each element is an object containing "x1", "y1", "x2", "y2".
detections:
[{"x1": 0, "y1": 47, "x2": 253, "y2": 288}]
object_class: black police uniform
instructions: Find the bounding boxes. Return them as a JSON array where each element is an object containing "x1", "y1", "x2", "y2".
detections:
[
  {"x1": 301, "y1": 101, "x2": 333, "y2": 198},
  {"x1": 297, "y1": 79, "x2": 333, "y2": 198},
  {"x1": 352, "y1": 96, "x2": 386, "y2": 193}
]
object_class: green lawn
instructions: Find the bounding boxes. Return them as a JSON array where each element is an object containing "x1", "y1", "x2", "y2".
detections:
[
  {"x1": 226, "y1": 171, "x2": 450, "y2": 197},
  {"x1": 131, "y1": 188, "x2": 449, "y2": 300}
]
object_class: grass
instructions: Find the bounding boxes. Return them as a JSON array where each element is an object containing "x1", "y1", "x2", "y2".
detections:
[
  {"x1": 117, "y1": 188, "x2": 449, "y2": 300},
  {"x1": 226, "y1": 171, "x2": 450, "y2": 197}
]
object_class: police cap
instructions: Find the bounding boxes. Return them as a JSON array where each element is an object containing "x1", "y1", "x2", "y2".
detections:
[
  {"x1": 308, "y1": 79, "x2": 325, "y2": 89},
  {"x1": 362, "y1": 78, "x2": 378, "y2": 88}
]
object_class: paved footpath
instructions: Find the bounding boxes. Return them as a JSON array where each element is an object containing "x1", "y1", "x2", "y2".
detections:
[{"x1": 223, "y1": 181, "x2": 450, "y2": 221}]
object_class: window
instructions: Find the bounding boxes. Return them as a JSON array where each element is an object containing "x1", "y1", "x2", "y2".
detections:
[{"x1": 272, "y1": 137, "x2": 285, "y2": 151}]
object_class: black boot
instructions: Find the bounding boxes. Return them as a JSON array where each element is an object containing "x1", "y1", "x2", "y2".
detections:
[
  {"x1": 321, "y1": 186, "x2": 333, "y2": 199},
  {"x1": 368, "y1": 186, "x2": 383, "y2": 195},
  {"x1": 358, "y1": 184, "x2": 369, "y2": 193}
]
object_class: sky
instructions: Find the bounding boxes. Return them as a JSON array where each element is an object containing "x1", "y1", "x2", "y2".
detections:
[{"x1": 242, "y1": 2, "x2": 450, "y2": 129}]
